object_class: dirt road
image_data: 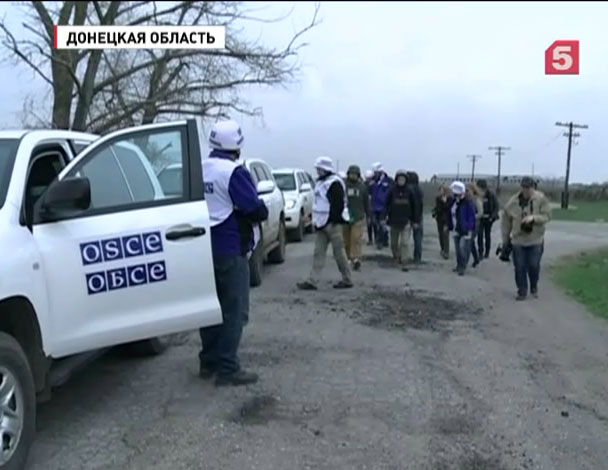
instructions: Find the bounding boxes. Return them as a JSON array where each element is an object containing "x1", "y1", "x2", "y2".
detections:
[{"x1": 28, "y1": 218, "x2": 608, "y2": 470}]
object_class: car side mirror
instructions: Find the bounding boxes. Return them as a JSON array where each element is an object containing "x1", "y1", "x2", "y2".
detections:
[
  {"x1": 257, "y1": 180, "x2": 276, "y2": 195},
  {"x1": 300, "y1": 182, "x2": 312, "y2": 192},
  {"x1": 39, "y1": 177, "x2": 91, "y2": 221}
]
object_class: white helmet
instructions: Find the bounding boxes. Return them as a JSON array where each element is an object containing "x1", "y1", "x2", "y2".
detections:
[
  {"x1": 450, "y1": 181, "x2": 466, "y2": 195},
  {"x1": 372, "y1": 161, "x2": 383, "y2": 172},
  {"x1": 208, "y1": 119, "x2": 244, "y2": 151},
  {"x1": 314, "y1": 156, "x2": 334, "y2": 173},
  {"x1": 364, "y1": 170, "x2": 374, "y2": 179}
]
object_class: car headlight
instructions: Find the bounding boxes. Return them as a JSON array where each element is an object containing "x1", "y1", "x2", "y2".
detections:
[{"x1": 285, "y1": 199, "x2": 297, "y2": 210}]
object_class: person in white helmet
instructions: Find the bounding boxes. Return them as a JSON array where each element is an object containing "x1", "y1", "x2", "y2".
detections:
[
  {"x1": 297, "y1": 156, "x2": 353, "y2": 290},
  {"x1": 199, "y1": 119, "x2": 268, "y2": 386},
  {"x1": 370, "y1": 162, "x2": 392, "y2": 249},
  {"x1": 447, "y1": 181, "x2": 476, "y2": 276}
]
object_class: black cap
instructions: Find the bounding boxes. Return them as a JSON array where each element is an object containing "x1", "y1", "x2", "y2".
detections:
[
  {"x1": 476, "y1": 179, "x2": 487, "y2": 189},
  {"x1": 520, "y1": 176, "x2": 535, "y2": 188}
]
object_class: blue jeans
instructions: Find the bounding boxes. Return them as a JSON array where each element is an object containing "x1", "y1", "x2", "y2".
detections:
[
  {"x1": 373, "y1": 211, "x2": 388, "y2": 248},
  {"x1": 512, "y1": 244, "x2": 543, "y2": 295},
  {"x1": 454, "y1": 234, "x2": 472, "y2": 272},
  {"x1": 199, "y1": 254, "x2": 250, "y2": 376},
  {"x1": 412, "y1": 224, "x2": 423, "y2": 262}
]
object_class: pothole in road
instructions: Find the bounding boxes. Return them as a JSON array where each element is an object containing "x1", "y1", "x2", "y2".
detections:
[
  {"x1": 349, "y1": 287, "x2": 482, "y2": 332},
  {"x1": 231, "y1": 394, "x2": 322, "y2": 426}
]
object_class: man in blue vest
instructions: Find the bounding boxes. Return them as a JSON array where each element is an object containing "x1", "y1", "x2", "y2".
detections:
[
  {"x1": 297, "y1": 156, "x2": 353, "y2": 290},
  {"x1": 199, "y1": 119, "x2": 268, "y2": 386}
]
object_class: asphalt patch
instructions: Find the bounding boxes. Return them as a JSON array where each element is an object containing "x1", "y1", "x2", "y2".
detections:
[
  {"x1": 351, "y1": 286, "x2": 482, "y2": 332},
  {"x1": 232, "y1": 394, "x2": 279, "y2": 425}
]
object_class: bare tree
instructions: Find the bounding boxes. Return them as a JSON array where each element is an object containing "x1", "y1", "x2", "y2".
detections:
[{"x1": 0, "y1": 1, "x2": 320, "y2": 132}]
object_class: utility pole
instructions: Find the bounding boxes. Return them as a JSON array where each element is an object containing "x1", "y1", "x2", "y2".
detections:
[
  {"x1": 488, "y1": 146, "x2": 510, "y2": 195},
  {"x1": 467, "y1": 154, "x2": 481, "y2": 182},
  {"x1": 555, "y1": 121, "x2": 588, "y2": 209},
  {"x1": 457, "y1": 162, "x2": 460, "y2": 179}
]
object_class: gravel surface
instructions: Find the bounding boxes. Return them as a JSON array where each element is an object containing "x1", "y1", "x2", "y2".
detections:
[{"x1": 26, "y1": 217, "x2": 608, "y2": 470}]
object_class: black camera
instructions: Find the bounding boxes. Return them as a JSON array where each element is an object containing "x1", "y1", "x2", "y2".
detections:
[
  {"x1": 521, "y1": 221, "x2": 534, "y2": 233},
  {"x1": 496, "y1": 241, "x2": 512, "y2": 262}
]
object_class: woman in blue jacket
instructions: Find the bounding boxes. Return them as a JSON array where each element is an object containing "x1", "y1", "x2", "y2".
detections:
[{"x1": 447, "y1": 181, "x2": 477, "y2": 276}]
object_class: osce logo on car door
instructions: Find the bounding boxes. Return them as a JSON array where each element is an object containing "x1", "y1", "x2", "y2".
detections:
[{"x1": 80, "y1": 232, "x2": 167, "y2": 295}]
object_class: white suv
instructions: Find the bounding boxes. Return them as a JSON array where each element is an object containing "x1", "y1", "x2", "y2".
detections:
[
  {"x1": 0, "y1": 120, "x2": 222, "y2": 469},
  {"x1": 272, "y1": 168, "x2": 314, "y2": 241},
  {"x1": 242, "y1": 158, "x2": 287, "y2": 287}
]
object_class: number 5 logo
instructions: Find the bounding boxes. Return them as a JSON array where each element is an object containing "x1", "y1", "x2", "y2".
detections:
[{"x1": 545, "y1": 40, "x2": 579, "y2": 75}]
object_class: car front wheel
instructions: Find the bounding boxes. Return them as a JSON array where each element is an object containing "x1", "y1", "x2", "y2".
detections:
[
  {"x1": 268, "y1": 220, "x2": 287, "y2": 264},
  {"x1": 289, "y1": 214, "x2": 305, "y2": 242},
  {"x1": 0, "y1": 332, "x2": 35, "y2": 470}
]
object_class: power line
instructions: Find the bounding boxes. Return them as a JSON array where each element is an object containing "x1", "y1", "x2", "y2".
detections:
[
  {"x1": 467, "y1": 154, "x2": 482, "y2": 181},
  {"x1": 555, "y1": 121, "x2": 588, "y2": 209},
  {"x1": 488, "y1": 146, "x2": 510, "y2": 195}
]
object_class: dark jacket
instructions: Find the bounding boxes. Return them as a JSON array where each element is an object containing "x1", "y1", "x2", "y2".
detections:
[
  {"x1": 481, "y1": 189, "x2": 499, "y2": 220},
  {"x1": 386, "y1": 183, "x2": 415, "y2": 228},
  {"x1": 327, "y1": 178, "x2": 348, "y2": 225},
  {"x1": 447, "y1": 197, "x2": 476, "y2": 235},
  {"x1": 345, "y1": 179, "x2": 369, "y2": 223},
  {"x1": 371, "y1": 173, "x2": 393, "y2": 213},
  {"x1": 406, "y1": 172, "x2": 424, "y2": 224},
  {"x1": 432, "y1": 194, "x2": 453, "y2": 226}
]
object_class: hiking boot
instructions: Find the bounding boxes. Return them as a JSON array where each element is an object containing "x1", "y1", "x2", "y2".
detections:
[
  {"x1": 530, "y1": 287, "x2": 538, "y2": 298},
  {"x1": 199, "y1": 362, "x2": 216, "y2": 379},
  {"x1": 333, "y1": 280, "x2": 354, "y2": 289},
  {"x1": 297, "y1": 281, "x2": 318, "y2": 291},
  {"x1": 401, "y1": 265, "x2": 409, "y2": 272},
  {"x1": 353, "y1": 260, "x2": 361, "y2": 271},
  {"x1": 215, "y1": 370, "x2": 259, "y2": 387},
  {"x1": 472, "y1": 260, "x2": 479, "y2": 268},
  {"x1": 457, "y1": 269, "x2": 465, "y2": 276},
  {"x1": 516, "y1": 292, "x2": 527, "y2": 301},
  {"x1": 484, "y1": 252, "x2": 490, "y2": 259}
]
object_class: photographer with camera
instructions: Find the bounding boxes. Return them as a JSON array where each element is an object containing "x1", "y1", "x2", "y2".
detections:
[{"x1": 501, "y1": 177, "x2": 551, "y2": 301}]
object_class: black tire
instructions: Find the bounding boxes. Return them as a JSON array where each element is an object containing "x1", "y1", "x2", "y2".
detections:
[
  {"x1": 0, "y1": 332, "x2": 36, "y2": 470},
  {"x1": 120, "y1": 337, "x2": 167, "y2": 357},
  {"x1": 268, "y1": 220, "x2": 287, "y2": 264},
  {"x1": 289, "y1": 215, "x2": 305, "y2": 242},
  {"x1": 249, "y1": 241, "x2": 264, "y2": 287}
]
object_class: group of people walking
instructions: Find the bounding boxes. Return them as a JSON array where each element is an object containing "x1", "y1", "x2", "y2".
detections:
[
  {"x1": 199, "y1": 118, "x2": 552, "y2": 387},
  {"x1": 432, "y1": 179, "x2": 500, "y2": 275}
]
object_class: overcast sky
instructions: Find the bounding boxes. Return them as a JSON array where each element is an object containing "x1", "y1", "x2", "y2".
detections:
[{"x1": 0, "y1": 1, "x2": 606, "y2": 183}]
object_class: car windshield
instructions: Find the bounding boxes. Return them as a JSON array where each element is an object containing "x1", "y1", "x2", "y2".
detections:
[
  {"x1": 157, "y1": 167, "x2": 182, "y2": 196},
  {"x1": 0, "y1": 139, "x2": 20, "y2": 209},
  {"x1": 273, "y1": 173, "x2": 296, "y2": 191}
]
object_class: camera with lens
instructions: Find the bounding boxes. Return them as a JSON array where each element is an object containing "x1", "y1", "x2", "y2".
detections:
[{"x1": 520, "y1": 220, "x2": 534, "y2": 233}]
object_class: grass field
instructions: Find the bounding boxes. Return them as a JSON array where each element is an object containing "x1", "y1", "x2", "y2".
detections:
[
  {"x1": 549, "y1": 200, "x2": 608, "y2": 222},
  {"x1": 552, "y1": 248, "x2": 608, "y2": 320}
]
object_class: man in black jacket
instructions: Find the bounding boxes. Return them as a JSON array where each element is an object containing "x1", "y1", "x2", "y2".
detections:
[
  {"x1": 407, "y1": 171, "x2": 424, "y2": 264},
  {"x1": 476, "y1": 179, "x2": 499, "y2": 259},
  {"x1": 386, "y1": 170, "x2": 416, "y2": 271},
  {"x1": 297, "y1": 156, "x2": 353, "y2": 290}
]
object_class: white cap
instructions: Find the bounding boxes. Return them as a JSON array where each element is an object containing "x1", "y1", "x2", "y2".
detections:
[
  {"x1": 372, "y1": 161, "x2": 383, "y2": 172},
  {"x1": 208, "y1": 119, "x2": 244, "y2": 151},
  {"x1": 450, "y1": 181, "x2": 466, "y2": 195},
  {"x1": 314, "y1": 156, "x2": 334, "y2": 173},
  {"x1": 338, "y1": 171, "x2": 347, "y2": 179},
  {"x1": 364, "y1": 170, "x2": 374, "y2": 179}
]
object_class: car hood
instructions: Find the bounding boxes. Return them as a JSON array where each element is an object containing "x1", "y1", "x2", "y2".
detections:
[{"x1": 281, "y1": 190, "x2": 298, "y2": 200}]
